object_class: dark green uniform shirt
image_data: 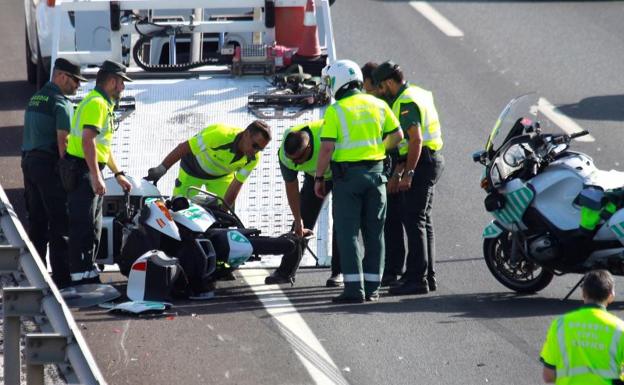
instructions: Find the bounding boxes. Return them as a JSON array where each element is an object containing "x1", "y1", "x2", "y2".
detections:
[
  {"x1": 388, "y1": 82, "x2": 421, "y2": 161},
  {"x1": 389, "y1": 82, "x2": 421, "y2": 138},
  {"x1": 22, "y1": 82, "x2": 73, "y2": 154}
]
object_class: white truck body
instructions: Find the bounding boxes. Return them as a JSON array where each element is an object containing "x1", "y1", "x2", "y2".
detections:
[{"x1": 45, "y1": 0, "x2": 337, "y2": 268}]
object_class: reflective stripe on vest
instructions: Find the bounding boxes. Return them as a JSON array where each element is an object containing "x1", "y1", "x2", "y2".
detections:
[
  {"x1": 392, "y1": 85, "x2": 443, "y2": 153},
  {"x1": 555, "y1": 311, "x2": 624, "y2": 380},
  {"x1": 67, "y1": 91, "x2": 114, "y2": 162},
  {"x1": 327, "y1": 95, "x2": 387, "y2": 162},
  {"x1": 194, "y1": 133, "x2": 233, "y2": 176},
  {"x1": 279, "y1": 120, "x2": 331, "y2": 178},
  {"x1": 189, "y1": 124, "x2": 257, "y2": 180}
]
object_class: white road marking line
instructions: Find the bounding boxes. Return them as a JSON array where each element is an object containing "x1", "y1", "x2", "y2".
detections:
[
  {"x1": 538, "y1": 98, "x2": 595, "y2": 142},
  {"x1": 409, "y1": 1, "x2": 464, "y2": 37},
  {"x1": 240, "y1": 269, "x2": 349, "y2": 385}
]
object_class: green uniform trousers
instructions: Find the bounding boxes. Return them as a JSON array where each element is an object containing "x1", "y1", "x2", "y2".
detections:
[
  {"x1": 173, "y1": 168, "x2": 234, "y2": 199},
  {"x1": 331, "y1": 161, "x2": 387, "y2": 297}
]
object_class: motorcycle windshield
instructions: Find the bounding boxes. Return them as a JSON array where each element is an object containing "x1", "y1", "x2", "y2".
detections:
[{"x1": 485, "y1": 93, "x2": 539, "y2": 154}]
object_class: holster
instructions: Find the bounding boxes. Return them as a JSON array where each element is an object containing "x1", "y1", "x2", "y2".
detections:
[{"x1": 57, "y1": 157, "x2": 79, "y2": 192}]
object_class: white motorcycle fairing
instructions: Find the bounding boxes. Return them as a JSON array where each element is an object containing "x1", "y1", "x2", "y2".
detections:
[
  {"x1": 530, "y1": 153, "x2": 624, "y2": 233},
  {"x1": 171, "y1": 203, "x2": 216, "y2": 233},
  {"x1": 105, "y1": 176, "x2": 161, "y2": 197},
  {"x1": 143, "y1": 198, "x2": 181, "y2": 241}
]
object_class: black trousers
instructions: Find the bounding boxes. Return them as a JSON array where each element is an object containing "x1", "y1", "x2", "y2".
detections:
[
  {"x1": 67, "y1": 161, "x2": 103, "y2": 280},
  {"x1": 384, "y1": 166, "x2": 406, "y2": 277},
  {"x1": 21, "y1": 153, "x2": 71, "y2": 288},
  {"x1": 403, "y1": 150, "x2": 444, "y2": 283},
  {"x1": 276, "y1": 174, "x2": 341, "y2": 278}
]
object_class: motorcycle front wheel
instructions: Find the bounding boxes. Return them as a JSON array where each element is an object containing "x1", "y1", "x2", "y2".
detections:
[{"x1": 483, "y1": 232, "x2": 554, "y2": 293}]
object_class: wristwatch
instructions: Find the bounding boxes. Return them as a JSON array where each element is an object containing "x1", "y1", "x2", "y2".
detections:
[
  {"x1": 114, "y1": 171, "x2": 125, "y2": 178},
  {"x1": 405, "y1": 169, "x2": 415, "y2": 178},
  {"x1": 314, "y1": 176, "x2": 324, "y2": 182}
]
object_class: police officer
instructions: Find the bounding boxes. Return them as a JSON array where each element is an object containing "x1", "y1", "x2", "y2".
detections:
[
  {"x1": 373, "y1": 61, "x2": 444, "y2": 295},
  {"x1": 540, "y1": 270, "x2": 624, "y2": 384},
  {"x1": 265, "y1": 120, "x2": 342, "y2": 287},
  {"x1": 146, "y1": 121, "x2": 271, "y2": 206},
  {"x1": 362, "y1": 61, "x2": 406, "y2": 287},
  {"x1": 315, "y1": 60, "x2": 403, "y2": 303},
  {"x1": 22, "y1": 58, "x2": 85, "y2": 288},
  {"x1": 66, "y1": 60, "x2": 133, "y2": 285}
]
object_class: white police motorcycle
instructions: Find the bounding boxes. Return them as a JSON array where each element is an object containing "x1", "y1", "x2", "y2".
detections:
[
  {"x1": 95, "y1": 176, "x2": 296, "y2": 298},
  {"x1": 473, "y1": 93, "x2": 624, "y2": 294}
]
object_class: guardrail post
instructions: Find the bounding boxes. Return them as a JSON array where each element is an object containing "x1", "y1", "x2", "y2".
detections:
[
  {"x1": 3, "y1": 287, "x2": 44, "y2": 385},
  {"x1": 25, "y1": 333, "x2": 68, "y2": 385}
]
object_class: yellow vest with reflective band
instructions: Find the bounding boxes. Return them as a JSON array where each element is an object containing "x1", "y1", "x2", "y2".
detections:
[
  {"x1": 392, "y1": 84, "x2": 443, "y2": 156},
  {"x1": 540, "y1": 306, "x2": 624, "y2": 385},
  {"x1": 188, "y1": 124, "x2": 260, "y2": 183},
  {"x1": 278, "y1": 120, "x2": 331, "y2": 179},
  {"x1": 324, "y1": 93, "x2": 397, "y2": 162},
  {"x1": 67, "y1": 89, "x2": 115, "y2": 163}
]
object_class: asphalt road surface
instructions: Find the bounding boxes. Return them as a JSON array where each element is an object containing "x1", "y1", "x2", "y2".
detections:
[{"x1": 3, "y1": 1, "x2": 624, "y2": 384}]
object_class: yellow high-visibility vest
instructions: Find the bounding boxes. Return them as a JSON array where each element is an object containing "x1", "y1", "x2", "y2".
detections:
[
  {"x1": 67, "y1": 89, "x2": 115, "y2": 163},
  {"x1": 188, "y1": 124, "x2": 260, "y2": 183},
  {"x1": 392, "y1": 84, "x2": 443, "y2": 156},
  {"x1": 322, "y1": 92, "x2": 399, "y2": 162}
]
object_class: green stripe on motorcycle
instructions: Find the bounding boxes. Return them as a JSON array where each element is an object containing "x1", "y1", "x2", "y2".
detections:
[
  {"x1": 483, "y1": 223, "x2": 503, "y2": 238},
  {"x1": 611, "y1": 223, "x2": 624, "y2": 239}
]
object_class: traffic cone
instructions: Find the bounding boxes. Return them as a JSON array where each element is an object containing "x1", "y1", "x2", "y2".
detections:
[{"x1": 295, "y1": 0, "x2": 321, "y2": 58}]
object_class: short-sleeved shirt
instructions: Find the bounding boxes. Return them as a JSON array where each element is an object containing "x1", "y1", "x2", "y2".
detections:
[
  {"x1": 22, "y1": 82, "x2": 73, "y2": 154},
  {"x1": 67, "y1": 87, "x2": 115, "y2": 163},
  {"x1": 389, "y1": 83, "x2": 421, "y2": 139},
  {"x1": 278, "y1": 126, "x2": 315, "y2": 183},
  {"x1": 321, "y1": 90, "x2": 399, "y2": 162}
]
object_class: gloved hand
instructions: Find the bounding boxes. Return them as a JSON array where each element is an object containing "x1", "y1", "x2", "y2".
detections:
[{"x1": 145, "y1": 164, "x2": 167, "y2": 183}]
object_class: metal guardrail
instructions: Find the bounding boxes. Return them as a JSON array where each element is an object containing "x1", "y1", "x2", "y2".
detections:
[{"x1": 0, "y1": 184, "x2": 107, "y2": 385}]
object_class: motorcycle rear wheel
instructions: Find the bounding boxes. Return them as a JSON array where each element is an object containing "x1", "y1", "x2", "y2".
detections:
[{"x1": 483, "y1": 232, "x2": 554, "y2": 293}]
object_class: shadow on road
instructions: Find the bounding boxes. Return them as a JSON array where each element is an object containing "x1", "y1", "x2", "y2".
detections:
[
  {"x1": 557, "y1": 95, "x2": 624, "y2": 122},
  {"x1": 0, "y1": 126, "x2": 24, "y2": 157},
  {"x1": 0, "y1": 80, "x2": 34, "y2": 112},
  {"x1": 73, "y1": 270, "x2": 594, "y2": 325}
]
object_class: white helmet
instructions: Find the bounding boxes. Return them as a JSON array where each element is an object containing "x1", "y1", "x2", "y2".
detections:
[{"x1": 322, "y1": 59, "x2": 363, "y2": 96}]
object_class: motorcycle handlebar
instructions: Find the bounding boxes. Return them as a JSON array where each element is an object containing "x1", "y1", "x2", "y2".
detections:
[{"x1": 570, "y1": 130, "x2": 589, "y2": 139}]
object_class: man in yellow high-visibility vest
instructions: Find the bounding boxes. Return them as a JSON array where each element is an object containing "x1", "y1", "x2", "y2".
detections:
[
  {"x1": 65, "y1": 60, "x2": 132, "y2": 285},
  {"x1": 541, "y1": 270, "x2": 624, "y2": 384},
  {"x1": 373, "y1": 61, "x2": 444, "y2": 296},
  {"x1": 146, "y1": 121, "x2": 271, "y2": 207},
  {"x1": 315, "y1": 59, "x2": 403, "y2": 303},
  {"x1": 362, "y1": 61, "x2": 407, "y2": 288},
  {"x1": 265, "y1": 120, "x2": 342, "y2": 287}
]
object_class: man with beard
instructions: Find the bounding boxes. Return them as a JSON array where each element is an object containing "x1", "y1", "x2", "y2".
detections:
[
  {"x1": 22, "y1": 57, "x2": 85, "y2": 288},
  {"x1": 65, "y1": 60, "x2": 133, "y2": 286}
]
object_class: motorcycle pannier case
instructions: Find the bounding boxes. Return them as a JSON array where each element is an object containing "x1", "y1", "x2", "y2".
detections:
[{"x1": 127, "y1": 250, "x2": 181, "y2": 302}]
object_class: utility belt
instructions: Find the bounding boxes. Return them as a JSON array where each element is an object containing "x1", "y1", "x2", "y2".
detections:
[
  {"x1": 65, "y1": 154, "x2": 106, "y2": 171},
  {"x1": 22, "y1": 149, "x2": 58, "y2": 161},
  {"x1": 58, "y1": 154, "x2": 105, "y2": 192},
  {"x1": 395, "y1": 146, "x2": 440, "y2": 166},
  {"x1": 330, "y1": 159, "x2": 383, "y2": 179}
]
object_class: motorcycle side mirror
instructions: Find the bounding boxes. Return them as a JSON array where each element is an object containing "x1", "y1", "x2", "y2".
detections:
[{"x1": 472, "y1": 150, "x2": 487, "y2": 164}]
